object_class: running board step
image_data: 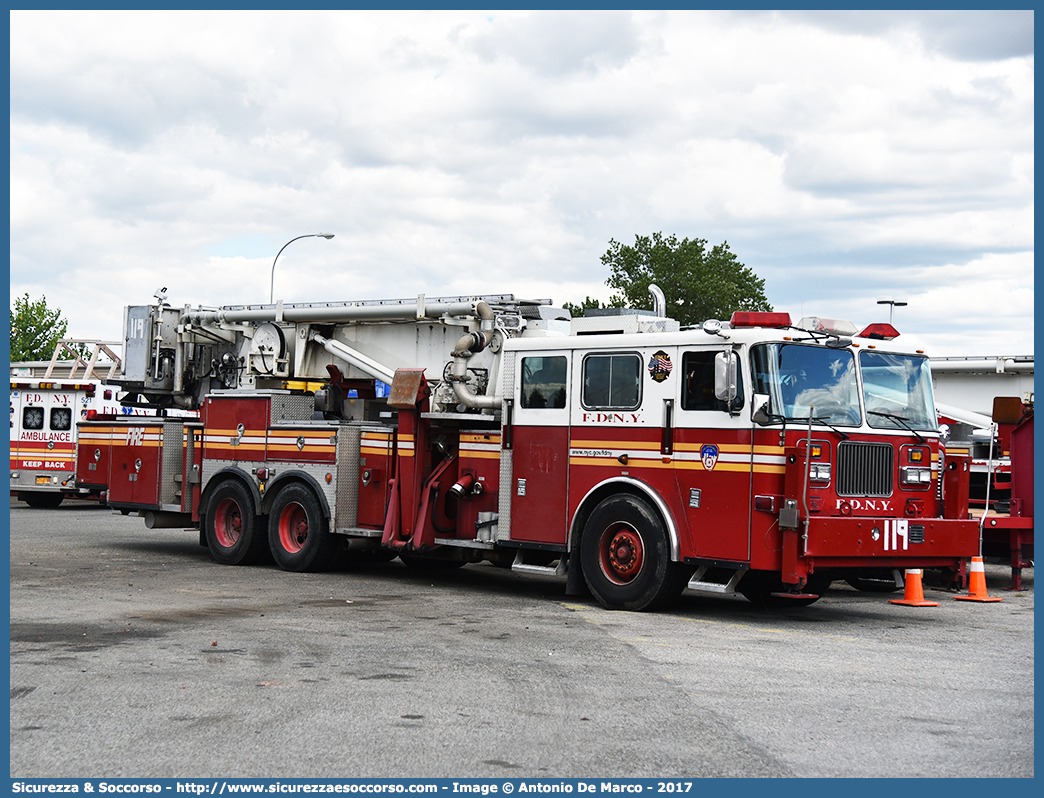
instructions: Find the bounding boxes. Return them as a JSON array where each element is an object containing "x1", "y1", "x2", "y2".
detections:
[
  {"x1": 511, "y1": 549, "x2": 567, "y2": 576},
  {"x1": 687, "y1": 565, "x2": 746, "y2": 594}
]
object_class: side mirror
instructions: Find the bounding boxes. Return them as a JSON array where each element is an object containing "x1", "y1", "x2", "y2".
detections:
[
  {"x1": 714, "y1": 351, "x2": 738, "y2": 403},
  {"x1": 751, "y1": 393, "x2": 773, "y2": 425}
]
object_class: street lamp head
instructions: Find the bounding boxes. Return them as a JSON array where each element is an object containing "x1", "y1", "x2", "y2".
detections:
[
  {"x1": 875, "y1": 296, "x2": 908, "y2": 325},
  {"x1": 270, "y1": 232, "x2": 337, "y2": 303}
]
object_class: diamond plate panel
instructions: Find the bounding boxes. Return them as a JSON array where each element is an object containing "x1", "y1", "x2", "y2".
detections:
[
  {"x1": 336, "y1": 425, "x2": 361, "y2": 528},
  {"x1": 160, "y1": 420, "x2": 184, "y2": 505},
  {"x1": 270, "y1": 393, "x2": 315, "y2": 423},
  {"x1": 496, "y1": 353, "x2": 515, "y2": 541}
]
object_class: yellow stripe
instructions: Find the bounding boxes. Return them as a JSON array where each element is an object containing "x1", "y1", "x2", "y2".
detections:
[
  {"x1": 267, "y1": 444, "x2": 334, "y2": 453},
  {"x1": 753, "y1": 464, "x2": 786, "y2": 474},
  {"x1": 267, "y1": 430, "x2": 334, "y2": 440},
  {"x1": 461, "y1": 434, "x2": 500, "y2": 444},
  {"x1": 570, "y1": 439, "x2": 753, "y2": 454},
  {"x1": 207, "y1": 443, "x2": 267, "y2": 454},
  {"x1": 675, "y1": 442, "x2": 751, "y2": 453},
  {"x1": 460, "y1": 450, "x2": 501, "y2": 460},
  {"x1": 570, "y1": 439, "x2": 661, "y2": 450},
  {"x1": 568, "y1": 457, "x2": 754, "y2": 473},
  {"x1": 675, "y1": 460, "x2": 751, "y2": 472},
  {"x1": 567, "y1": 456, "x2": 777, "y2": 474}
]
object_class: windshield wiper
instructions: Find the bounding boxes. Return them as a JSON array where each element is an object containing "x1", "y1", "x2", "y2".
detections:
[
  {"x1": 780, "y1": 415, "x2": 851, "y2": 440},
  {"x1": 866, "y1": 410, "x2": 926, "y2": 443},
  {"x1": 809, "y1": 416, "x2": 850, "y2": 441}
]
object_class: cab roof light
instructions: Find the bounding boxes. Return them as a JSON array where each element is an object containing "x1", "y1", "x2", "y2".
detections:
[
  {"x1": 859, "y1": 323, "x2": 900, "y2": 340},
  {"x1": 797, "y1": 316, "x2": 860, "y2": 337},
  {"x1": 729, "y1": 311, "x2": 792, "y2": 329}
]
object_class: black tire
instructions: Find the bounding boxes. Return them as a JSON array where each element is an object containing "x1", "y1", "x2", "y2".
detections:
[
  {"x1": 203, "y1": 480, "x2": 267, "y2": 565},
  {"x1": 738, "y1": 570, "x2": 823, "y2": 608},
  {"x1": 580, "y1": 494, "x2": 691, "y2": 611},
  {"x1": 268, "y1": 483, "x2": 338, "y2": 572},
  {"x1": 845, "y1": 569, "x2": 902, "y2": 593},
  {"x1": 805, "y1": 571, "x2": 835, "y2": 595},
  {"x1": 22, "y1": 492, "x2": 64, "y2": 509}
]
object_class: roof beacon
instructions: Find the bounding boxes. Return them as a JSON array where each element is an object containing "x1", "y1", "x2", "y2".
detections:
[
  {"x1": 858, "y1": 323, "x2": 900, "y2": 340},
  {"x1": 797, "y1": 316, "x2": 860, "y2": 337},
  {"x1": 729, "y1": 311, "x2": 792, "y2": 329}
]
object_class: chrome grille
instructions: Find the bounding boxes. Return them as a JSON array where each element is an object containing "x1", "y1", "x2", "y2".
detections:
[{"x1": 837, "y1": 442, "x2": 893, "y2": 497}]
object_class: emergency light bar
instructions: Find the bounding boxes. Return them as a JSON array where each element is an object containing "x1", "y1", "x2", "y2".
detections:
[
  {"x1": 796, "y1": 316, "x2": 859, "y2": 337},
  {"x1": 10, "y1": 381, "x2": 96, "y2": 392},
  {"x1": 729, "y1": 311, "x2": 792, "y2": 329}
]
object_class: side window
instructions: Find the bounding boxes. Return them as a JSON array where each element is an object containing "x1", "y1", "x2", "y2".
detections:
[
  {"x1": 50, "y1": 407, "x2": 72, "y2": 431},
  {"x1": 682, "y1": 351, "x2": 744, "y2": 411},
  {"x1": 22, "y1": 406, "x2": 44, "y2": 430},
  {"x1": 582, "y1": 354, "x2": 641, "y2": 409},
  {"x1": 521, "y1": 356, "x2": 567, "y2": 409}
]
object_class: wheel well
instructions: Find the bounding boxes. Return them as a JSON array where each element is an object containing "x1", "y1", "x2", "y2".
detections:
[
  {"x1": 260, "y1": 472, "x2": 332, "y2": 520},
  {"x1": 568, "y1": 478, "x2": 681, "y2": 561},
  {"x1": 200, "y1": 470, "x2": 261, "y2": 520}
]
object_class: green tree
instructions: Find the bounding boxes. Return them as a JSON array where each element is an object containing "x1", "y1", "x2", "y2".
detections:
[
  {"x1": 10, "y1": 294, "x2": 70, "y2": 362},
  {"x1": 600, "y1": 232, "x2": 772, "y2": 327},
  {"x1": 561, "y1": 295, "x2": 620, "y2": 318}
]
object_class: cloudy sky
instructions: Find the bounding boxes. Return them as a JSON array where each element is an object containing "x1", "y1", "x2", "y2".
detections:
[{"x1": 9, "y1": 9, "x2": 1034, "y2": 357}]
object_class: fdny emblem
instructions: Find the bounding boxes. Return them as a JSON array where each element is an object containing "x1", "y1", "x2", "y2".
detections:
[
  {"x1": 648, "y1": 350, "x2": 673, "y2": 383},
  {"x1": 700, "y1": 444, "x2": 719, "y2": 471}
]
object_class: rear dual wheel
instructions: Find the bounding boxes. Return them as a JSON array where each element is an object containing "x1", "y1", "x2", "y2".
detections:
[
  {"x1": 580, "y1": 494, "x2": 692, "y2": 611},
  {"x1": 268, "y1": 483, "x2": 338, "y2": 572}
]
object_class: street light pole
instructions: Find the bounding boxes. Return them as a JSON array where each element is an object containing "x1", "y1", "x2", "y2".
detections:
[
  {"x1": 876, "y1": 296, "x2": 908, "y2": 325},
  {"x1": 270, "y1": 233, "x2": 335, "y2": 303}
]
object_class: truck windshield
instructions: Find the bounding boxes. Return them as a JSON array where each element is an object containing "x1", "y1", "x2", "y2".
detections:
[
  {"x1": 860, "y1": 351, "x2": 936, "y2": 431},
  {"x1": 751, "y1": 343, "x2": 860, "y2": 426}
]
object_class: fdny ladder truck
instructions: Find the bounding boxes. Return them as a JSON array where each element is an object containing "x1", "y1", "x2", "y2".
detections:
[{"x1": 81, "y1": 288, "x2": 980, "y2": 610}]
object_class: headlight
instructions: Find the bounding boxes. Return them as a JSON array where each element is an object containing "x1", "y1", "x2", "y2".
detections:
[
  {"x1": 809, "y1": 463, "x2": 832, "y2": 482},
  {"x1": 901, "y1": 466, "x2": 932, "y2": 487}
]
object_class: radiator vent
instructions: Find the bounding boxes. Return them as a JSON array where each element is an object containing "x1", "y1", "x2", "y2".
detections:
[{"x1": 837, "y1": 441, "x2": 893, "y2": 497}]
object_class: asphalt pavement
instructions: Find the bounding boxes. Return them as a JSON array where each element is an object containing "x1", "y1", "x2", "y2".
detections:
[{"x1": 9, "y1": 499, "x2": 1034, "y2": 778}]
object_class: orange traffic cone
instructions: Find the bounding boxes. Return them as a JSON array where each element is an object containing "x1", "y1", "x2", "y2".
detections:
[
  {"x1": 889, "y1": 569, "x2": 939, "y2": 607},
  {"x1": 954, "y1": 556, "x2": 1002, "y2": 602}
]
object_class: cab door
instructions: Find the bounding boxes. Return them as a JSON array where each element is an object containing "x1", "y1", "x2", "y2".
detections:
[
  {"x1": 673, "y1": 347, "x2": 753, "y2": 562},
  {"x1": 508, "y1": 350, "x2": 572, "y2": 545}
]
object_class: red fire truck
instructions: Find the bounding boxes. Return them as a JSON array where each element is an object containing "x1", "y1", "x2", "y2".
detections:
[{"x1": 81, "y1": 290, "x2": 980, "y2": 610}]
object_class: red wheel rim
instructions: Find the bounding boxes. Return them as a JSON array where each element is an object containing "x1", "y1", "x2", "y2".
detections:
[
  {"x1": 278, "y1": 502, "x2": 309, "y2": 554},
  {"x1": 214, "y1": 497, "x2": 242, "y2": 548},
  {"x1": 599, "y1": 523, "x2": 645, "y2": 585}
]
